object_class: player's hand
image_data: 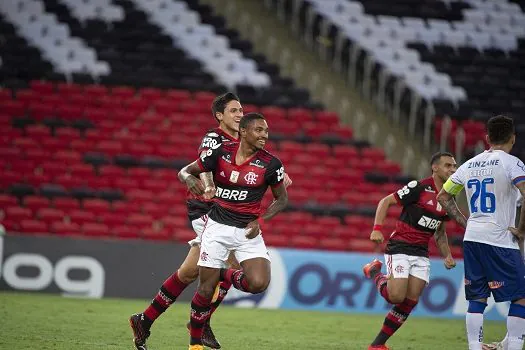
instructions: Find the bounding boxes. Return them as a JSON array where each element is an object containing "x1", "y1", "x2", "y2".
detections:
[
  {"x1": 283, "y1": 173, "x2": 292, "y2": 188},
  {"x1": 185, "y1": 176, "x2": 205, "y2": 196},
  {"x1": 509, "y1": 226, "x2": 525, "y2": 239},
  {"x1": 245, "y1": 220, "x2": 261, "y2": 239},
  {"x1": 202, "y1": 185, "x2": 216, "y2": 200},
  {"x1": 444, "y1": 255, "x2": 456, "y2": 269},
  {"x1": 370, "y1": 230, "x2": 384, "y2": 243}
]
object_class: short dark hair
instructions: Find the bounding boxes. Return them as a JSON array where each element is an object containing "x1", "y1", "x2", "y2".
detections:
[
  {"x1": 487, "y1": 115, "x2": 514, "y2": 145},
  {"x1": 239, "y1": 112, "x2": 265, "y2": 129},
  {"x1": 211, "y1": 92, "x2": 240, "y2": 122},
  {"x1": 431, "y1": 151, "x2": 454, "y2": 166}
]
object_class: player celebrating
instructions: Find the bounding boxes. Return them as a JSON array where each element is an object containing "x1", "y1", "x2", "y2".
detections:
[
  {"x1": 129, "y1": 93, "x2": 243, "y2": 350},
  {"x1": 362, "y1": 152, "x2": 458, "y2": 350},
  {"x1": 437, "y1": 115, "x2": 525, "y2": 350},
  {"x1": 178, "y1": 112, "x2": 288, "y2": 350}
]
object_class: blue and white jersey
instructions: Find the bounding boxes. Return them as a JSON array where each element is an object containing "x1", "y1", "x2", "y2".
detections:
[{"x1": 446, "y1": 150, "x2": 525, "y2": 249}]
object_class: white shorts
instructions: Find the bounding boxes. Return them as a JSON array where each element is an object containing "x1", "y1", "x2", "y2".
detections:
[
  {"x1": 188, "y1": 215, "x2": 208, "y2": 246},
  {"x1": 384, "y1": 254, "x2": 431, "y2": 283},
  {"x1": 198, "y1": 217, "x2": 271, "y2": 269}
]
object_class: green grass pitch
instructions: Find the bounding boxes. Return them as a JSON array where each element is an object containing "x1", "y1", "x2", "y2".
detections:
[{"x1": 0, "y1": 291, "x2": 507, "y2": 349}]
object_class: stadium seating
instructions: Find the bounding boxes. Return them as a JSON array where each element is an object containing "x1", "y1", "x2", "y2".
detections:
[
  {"x1": 0, "y1": 0, "x2": 466, "y2": 256},
  {"x1": 277, "y1": 0, "x2": 525, "y2": 161}
]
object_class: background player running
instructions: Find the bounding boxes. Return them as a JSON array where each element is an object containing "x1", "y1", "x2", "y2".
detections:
[
  {"x1": 437, "y1": 115, "x2": 525, "y2": 350},
  {"x1": 363, "y1": 152, "x2": 457, "y2": 350},
  {"x1": 178, "y1": 112, "x2": 288, "y2": 350}
]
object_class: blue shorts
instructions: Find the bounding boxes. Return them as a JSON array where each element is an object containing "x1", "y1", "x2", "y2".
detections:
[{"x1": 464, "y1": 241, "x2": 525, "y2": 302}]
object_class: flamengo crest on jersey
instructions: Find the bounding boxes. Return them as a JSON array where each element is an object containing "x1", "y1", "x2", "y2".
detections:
[{"x1": 448, "y1": 150, "x2": 525, "y2": 249}]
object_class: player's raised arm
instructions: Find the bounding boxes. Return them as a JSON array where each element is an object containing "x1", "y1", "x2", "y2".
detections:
[{"x1": 370, "y1": 194, "x2": 397, "y2": 243}]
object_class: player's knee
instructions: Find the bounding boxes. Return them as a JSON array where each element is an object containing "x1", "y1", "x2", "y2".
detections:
[
  {"x1": 247, "y1": 276, "x2": 270, "y2": 294},
  {"x1": 177, "y1": 266, "x2": 199, "y2": 284}
]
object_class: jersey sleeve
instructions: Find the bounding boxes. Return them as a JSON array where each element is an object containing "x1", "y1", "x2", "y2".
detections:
[
  {"x1": 197, "y1": 142, "x2": 222, "y2": 173},
  {"x1": 508, "y1": 158, "x2": 525, "y2": 187},
  {"x1": 264, "y1": 157, "x2": 285, "y2": 188},
  {"x1": 443, "y1": 163, "x2": 467, "y2": 196},
  {"x1": 197, "y1": 131, "x2": 223, "y2": 156},
  {"x1": 393, "y1": 180, "x2": 424, "y2": 206}
]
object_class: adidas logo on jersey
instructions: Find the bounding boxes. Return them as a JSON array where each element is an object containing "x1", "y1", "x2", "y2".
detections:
[{"x1": 417, "y1": 215, "x2": 441, "y2": 230}]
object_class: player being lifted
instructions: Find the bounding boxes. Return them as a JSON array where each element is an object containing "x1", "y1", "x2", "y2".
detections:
[
  {"x1": 178, "y1": 112, "x2": 288, "y2": 350},
  {"x1": 437, "y1": 115, "x2": 525, "y2": 350},
  {"x1": 130, "y1": 93, "x2": 245, "y2": 349},
  {"x1": 363, "y1": 152, "x2": 458, "y2": 350}
]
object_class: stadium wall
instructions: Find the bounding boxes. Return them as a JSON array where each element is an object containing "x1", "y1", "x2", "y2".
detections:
[{"x1": 0, "y1": 234, "x2": 508, "y2": 321}]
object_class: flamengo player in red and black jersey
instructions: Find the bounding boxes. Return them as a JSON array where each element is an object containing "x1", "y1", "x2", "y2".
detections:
[
  {"x1": 362, "y1": 152, "x2": 458, "y2": 350},
  {"x1": 178, "y1": 113, "x2": 288, "y2": 350},
  {"x1": 129, "y1": 93, "x2": 244, "y2": 350}
]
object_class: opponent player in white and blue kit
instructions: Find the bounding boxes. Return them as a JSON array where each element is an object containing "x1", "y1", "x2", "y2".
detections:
[{"x1": 437, "y1": 115, "x2": 525, "y2": 350}]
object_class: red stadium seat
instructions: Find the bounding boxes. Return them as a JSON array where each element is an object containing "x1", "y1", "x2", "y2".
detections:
[
  {"x1": 82, "y1": 222, "x2": 110, "y2": 237},
  {"x1": 127, "y1": 214, "x2": 153, "y2": 227},
  {"x1": 98, "y1": 213, "x2": 127, "y2": 227},
  {"x1": 53, "y1": 198, "x2": 81, "y2": 211},
  {"x1": 97, "y1": 140, "x2": 123, "y2": 156},
  {"x1": 30, "y1": 80, "x2": 54, "y2": 95},
  {"x1": 142, "y1": 202, "x2": 167, "y2": 219},
  {"x1": 2, "y1": 100, "x2": 25, "y2": 116},
  {"x1": 84, "y1": 84, "x2": 109, "y2": 98},
  {"x1": 263, "y1": 234, "x2": 289, "y2": 247},
  {"x1": 50, "y1": 221, "x2": 81, "y2": 235},
  {"x1": 162, "y1": 216, "x2": 189, "y2": 230},
  {"x1": 142, "y1": 179, "x2": 167, "y2": 193},
  {"x1": 112, "y1": 201, "x2": 139, "y2": 215},
  {"x1": 291, "y1": 236, "x2": 318, "y2": 250},
  {"x1": 99, "y1": 165, "x2": 126, "y2": 179},
  {"x1": 348, "y1": 239, "x2": 377, "y2": 253},
  {"x1": 23, "y1": 196, "x2": 50, "y2": 211},
  {"x1": 111, "y1": 86, "x2": 135, "y2": 99},
  {"x1": 139, "y1": 87, "x2": 163, "y2": 101},
  {"x1": 55, "y1": 174, "x2": 85, "y2": 189},
  {"x1": 87, "y1": 177, "x2": 111, "y2": 189},
  {"x1": 288, "y1": 108, "x2": 314, "y2": 122},
  {"x1": 315, "y1": 111, "x2": 340, "y2": 126},
  {"x1": 128, "y1": 168, "x2": 152, "y2": 182},
  {"x1": 333, "y1": 226, "x2": 360, "y2": 239},
  {"x1": 0, "y1": 194, "x2": 18, "y2": 207},
  {"x1": 143, "y1": 228, "x2": 171, "y2": 241},
  {"x1": 84, "y1": 107, "x2": 106, "y2": 123},
  {"x1": 54, "y1": 150, "x2": 82, "y2": 164},
  {"x1": 114, "y1": 178, "x2": 140, "y2": 191},
  {"x1": 41, "y1": 138, "x2": 69, "y2": 153},
  {"x1": 166, "y1": 89, "x2": 191, "y2": 102},
  {"x1": 173, "y1": 228, "x2": 196, "y2": 243},
  {"x1": 113, "y1": 225, "x2": 141, "y2": 239},
  {"x1": 37, "y1": 208, "x2": 65, "y2": 224},
  {"x1": 19, "y1": 219, "x2": 48, "y2": 234},
  {"x1": 83, "y1": 199, "x2": 110, "y2": 214},
  {"x1": 57, "y1": 83, "x2": 82, "y2": 96},
  {"x1": 16, "y1": 89, "x2": 41, "y2": 106},
  {"x1": 320, "y1": 237, "x2": 347, "y2": 251},
  {"x1": 56, "y1": 104, "x2": 83, "y2": 120},
  {"x1": 260, "y1": 106, "x2": 286, "y2": 120},
  {"x1": 25, "y1": 148, "x2": 52, "y2": 163},
  {"x1": 345, "y1": 215, "x2": 373, "y2": 232},
  {"x1": 5, "y1": 206, "x2": 32, "y2": 221},
  {"x1": 68, "y1": 210, "x2": 96, "y2": 225},
  {"x1": 69, "y1": 164, "x2": 94, "y2": 178},
  {"x1": 28, "y1": 102, "x2": 56, "y2": 120},
  {"x1": 26, "y1": 125, "x2": 51, "y2": 140}
]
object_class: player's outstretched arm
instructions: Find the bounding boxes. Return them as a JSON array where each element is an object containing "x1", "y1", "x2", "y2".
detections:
[
  {"x1": 509, "y1": 182, "x2": 525, "y2": 240},
  {"x1": 370, "y1": 194, "x2": 397, "y2": 243},
  {"x1": 434, "y1": 223, "x2": 455, "y2": 269},
  {"x1": 245, "y1": 185, "x2": 288, "y2": 239},
  {"x1": 437, "y1": 188, "x2": 467, "y2": 228},
  {"x1": 178, "y1": 161, "x2": 205, "y2": 196}
]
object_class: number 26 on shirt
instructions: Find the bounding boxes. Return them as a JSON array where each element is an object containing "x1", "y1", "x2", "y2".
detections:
[{"x1": 467, "y1": 177, "x2": 496, "y2": 213}]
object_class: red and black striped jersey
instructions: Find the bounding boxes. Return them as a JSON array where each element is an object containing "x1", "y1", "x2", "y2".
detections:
[
  {"x1": 197, "y1": 141, "x2": 285, "y2": 228},
  {"x1": 186, "y1": 128, "x2": 239, "y2": 221},
  {"x1": 385, "y1": 177, "x2": 449, "y2": 257}
]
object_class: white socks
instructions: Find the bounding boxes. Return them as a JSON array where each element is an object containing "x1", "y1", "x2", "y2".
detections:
[{"x1": 466, "y1": 301, "x2": 487, "y2": 350}]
